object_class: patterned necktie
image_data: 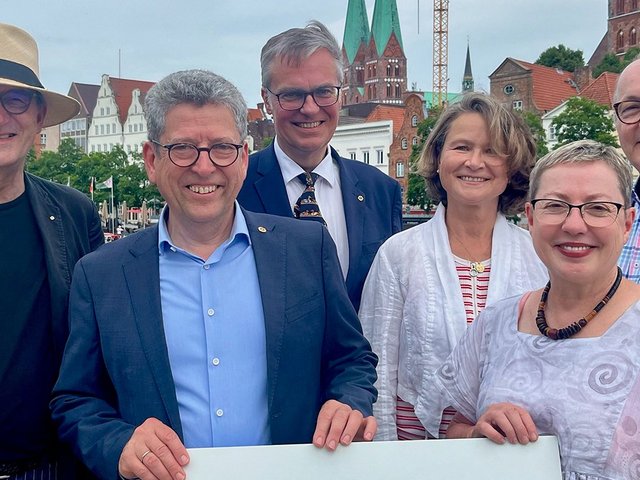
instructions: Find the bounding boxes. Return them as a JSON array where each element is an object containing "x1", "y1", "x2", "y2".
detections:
[{"x1": 293, "y1": 172, "x2": 326, "y2": 226}]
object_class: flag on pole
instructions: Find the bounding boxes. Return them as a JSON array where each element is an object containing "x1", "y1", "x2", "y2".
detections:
[
  {"x1": 89, "y1": 177, "x2": 94, "y2": 194},
  {"x1": 96, "y1": 176, "x2": 113, "y2": 190}
]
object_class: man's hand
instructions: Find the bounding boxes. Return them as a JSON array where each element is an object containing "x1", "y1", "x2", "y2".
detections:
[
  {"x1": 312, "y1": 399, "x2": 377, "y2": 451},
  {"x1": 471, "y1": 402, "x2": 538, "y2": 445},
  {"x1": 118, "y1": 418, "x2": 190, "y2": 480}
]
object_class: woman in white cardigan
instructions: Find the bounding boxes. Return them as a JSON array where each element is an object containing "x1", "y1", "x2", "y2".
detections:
[{"x1": 359, "y1": 93, "x2": 548, "y2": 440}]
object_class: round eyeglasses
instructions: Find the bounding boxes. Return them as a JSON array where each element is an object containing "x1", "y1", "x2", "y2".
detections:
[
  {"x1": 613, "y1": 100, "x2": 640, "y2": 125},
  {"x1": 530, "y1": 199, "x2": 624, "y2": 228},
  {"x1": 265, "y1": 86, "x2": 341, "y2": 111},
  {"x1": 151, "y1": 140, "x2": 243, "y2": 168},
  {"x1": 0, "y1": 89, "x2": 38, "y2": 115}
]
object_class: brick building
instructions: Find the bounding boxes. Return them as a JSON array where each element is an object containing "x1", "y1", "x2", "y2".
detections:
[{"x1": 590, "y1": 0, "x2": 640, "y2": 66}]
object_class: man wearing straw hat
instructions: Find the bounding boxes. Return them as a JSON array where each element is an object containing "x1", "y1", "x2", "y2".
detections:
[{"x1": 0, "y1": 23, "x2": 103, "y2": 479}]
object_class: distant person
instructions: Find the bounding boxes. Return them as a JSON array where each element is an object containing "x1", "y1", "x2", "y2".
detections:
[
  {"x1": 614, "y1": 58, "x2": 640, "y2": 281},
  {"x1": 51, "y1": 69, "x2": 378, "y2": 480},
  {"x1": 432, "y1": 140, "x2": 640, "y2": 480},
  {"x1": 359, "y1": 93, "x2": 547, "y2": 440},
  {"x1": 0, "y1": 23, "x2": 103, "y2": 479},
  {"x1": 238, "y1": 20, "x2": 402, "y2": 310}
]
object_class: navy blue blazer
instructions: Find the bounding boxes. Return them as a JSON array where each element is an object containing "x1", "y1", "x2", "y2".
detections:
[
  {"x1": 237, "y1": 144, "x2": 403, "y2": 311},
  {"x1": 51, "y1": 210, "x2": 377, "y2": 480}
]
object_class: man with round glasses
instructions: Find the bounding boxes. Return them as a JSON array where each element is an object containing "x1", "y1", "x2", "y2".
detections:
[
  {"x1": 51, "y1": 69, "x2": 378, "y2": 480},
  {"x1": 0, "y1": 23, "x2": 103, "y2": 479},
  {"x1": 238, "y1": 21, "x2": 403, "y2": 311},
  {"x1": 614, "y1": 59, "x2": 640, "y2": 281}
]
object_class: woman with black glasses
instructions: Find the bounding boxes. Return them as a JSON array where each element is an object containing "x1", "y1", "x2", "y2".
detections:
[{"x1": 426, "y1": 140, "x2": 640, "y2": 479}]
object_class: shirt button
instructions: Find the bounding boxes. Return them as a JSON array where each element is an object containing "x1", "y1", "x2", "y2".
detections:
[
  {"x1": 212, "y1": 358, "x2": 220, "y2": 366},
  {"x1": 216, "y1": 409, "x2": 224, "y2": 417},
  {"x1": 204, "y1": 265, "x2": 210, "y2": 270},
  {"x1": 207, "y1": 308, "x2": 215, "y2": 316}
]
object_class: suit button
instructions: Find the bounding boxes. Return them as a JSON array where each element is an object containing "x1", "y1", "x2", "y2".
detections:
[{"x1": 216, "y1": 409, "x2": 224, "y2": 417}]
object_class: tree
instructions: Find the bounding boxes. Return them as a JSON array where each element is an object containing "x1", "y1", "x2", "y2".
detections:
[
  {"x1": 519, "y1": 111, "x2": 549, "y2": 158},
  {"x1": 406, "y1": 107, "x2": 441, "y2": 209},
  {"x1": 535, "y1": 44, "x2": 585, "y2": 72},
  {"x1": 551, "y1": 97, "x2": 618, "y2": 148},
  {"x1": 593, "y1": 53, "x2": 624, "y2": 77}
]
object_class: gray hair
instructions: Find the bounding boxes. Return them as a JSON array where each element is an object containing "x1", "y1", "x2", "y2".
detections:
[
  {"x1": 144, "y1": 69, "x2": 248, "y2": 142},
  {"x1": 529, "y1": 139, "x2": 633, "y2": 205},
  {"x1": 260, "y1": 20, "x2": 343, "y2": 89}
]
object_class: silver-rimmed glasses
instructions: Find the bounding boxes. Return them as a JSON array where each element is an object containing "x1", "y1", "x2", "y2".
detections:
[
  {"x1": 151, "y1": 140, "x2": 243, "y2": 167},
  {"x1": 265, "y1": 86, "x2": 341, "y2": 111},
  {"x1": 530, "y1": 199, "x2": 624, "y2": 227}
]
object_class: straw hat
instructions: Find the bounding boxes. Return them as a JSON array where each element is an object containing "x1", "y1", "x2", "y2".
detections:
[{"x1": 0, "y1": 23, "x2": 80, "y2": 127}]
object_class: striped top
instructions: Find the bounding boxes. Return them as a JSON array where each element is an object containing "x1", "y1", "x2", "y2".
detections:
[{"x1": 396, "y1": 256, "x2": 491, "y2": 440}]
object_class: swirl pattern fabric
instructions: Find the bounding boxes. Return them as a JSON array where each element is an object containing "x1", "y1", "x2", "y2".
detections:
[{"x1": 293, "y1": 172, "x2": 326, "y2": 226}]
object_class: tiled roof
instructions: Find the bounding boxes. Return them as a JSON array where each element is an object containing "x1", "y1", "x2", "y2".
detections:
[
  {"x1": 579, "y1": 72, "x2": 619, "y2": 107},
  {"x1": 365, "y1": 104, "x2": 405, "y2": 135},
  {"x1": 68, "y1": 83, "x2": 99, "y2": 117},
  {"x1": 248, "y1": 108, "x2": 264, "y2": 122},
  {"x1": 109, "y1": 77, "x2": 156, "y2": 124},
  {"x1": 342, "y1": 0, "x2": 370, "y2": 64},
  {"x1": 512, "y1": 59, "x2": 578, "y2": 112},
  {"x1": 370, "y1": 0, "x2": 403, "y2": 56}
]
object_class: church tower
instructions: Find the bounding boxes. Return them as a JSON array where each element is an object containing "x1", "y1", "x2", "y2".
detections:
[
  {"x1": 462, "y1": 42, "x2": 474, "y2": 93},
  {"x1": 341, "y1": 0, "x2": 370, "y2": 105},
  {"x1": 342, "y1": 0, "x2": 407, "y2": 105}
]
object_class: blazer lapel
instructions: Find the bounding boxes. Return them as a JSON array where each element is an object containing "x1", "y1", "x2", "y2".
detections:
[
  {"x1": 243, "y1": 210, "x2": 286, "y2": 412},
  {"x1": 254, "y1": 145, "x2": 295, "y2": 217},
  {"x1": 122, "y1": 228, "x2": 183, "y2": 437},
  {"x1": 335, "y1": 149, "x2": 365, "y2": 287}
]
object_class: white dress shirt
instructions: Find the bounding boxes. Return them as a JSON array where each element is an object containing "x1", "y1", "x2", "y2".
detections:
[{"x1": 274, "y1": 138, "x2": 349, "y2": 279}]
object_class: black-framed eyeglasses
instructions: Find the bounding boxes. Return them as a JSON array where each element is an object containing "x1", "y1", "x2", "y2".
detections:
[
  {"x1": 151, "y1": 140, "x2": 243, "y2": 168},
  {"x1": 265, "y1": 86, "x2": 341, "y2": 111},
  {"x1": 613, "y1": 100, "x2": 640, "y2": 125},
  {"x1": 530, "y1": 199, "x2": 624, "y2": 227},
  {"x1": 0, "y1": 88, "x2": 37, "y2": 115}
]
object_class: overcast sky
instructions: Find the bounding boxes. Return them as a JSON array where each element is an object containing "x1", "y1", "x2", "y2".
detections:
[{"x1": 4, "y1": 0, "x2": 606, "y2": 107}]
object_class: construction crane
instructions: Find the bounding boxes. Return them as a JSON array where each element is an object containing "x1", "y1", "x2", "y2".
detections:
[{"x1": 433, "y1": 0, "x2": 449, "y2": 107}]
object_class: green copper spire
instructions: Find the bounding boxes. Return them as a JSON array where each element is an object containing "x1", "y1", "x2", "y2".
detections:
[
  {"x1": 342, "y1": 0, "x2": 371, "y2": 64},
  {"x1": 371, "y1": 0, "x2": 404, "y2": 56},
  {"x1": 462, "y1": 41, "x2": 474, "y2": 92}
]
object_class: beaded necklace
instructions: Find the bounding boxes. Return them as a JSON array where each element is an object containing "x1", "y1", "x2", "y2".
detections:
[{"x1": 536, "y1": 267, "x2": 623, "y2": 340}]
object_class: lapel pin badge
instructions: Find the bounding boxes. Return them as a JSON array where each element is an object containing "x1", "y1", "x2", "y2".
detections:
[
  {"x1": 357, "y1": 195, "x2": 365, "y2": 202},
  {"x1": 257, "y1": 226, "x2": 267, "y2": 233},
  {"x1": 49, "y1": 215, "x2": 56, "y2": 221}
]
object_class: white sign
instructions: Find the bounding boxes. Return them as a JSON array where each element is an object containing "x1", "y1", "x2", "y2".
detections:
[{"x1": 186, "y1": 436, "x2": 562, "y2": 480}]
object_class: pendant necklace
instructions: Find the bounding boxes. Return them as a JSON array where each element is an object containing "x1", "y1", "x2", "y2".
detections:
[
  {"x1": 449, "y1": 229, "x2": 488, "y2": 277},
  {"x1": 536, "y1": 267, "x2": 622, "y2": 340}
]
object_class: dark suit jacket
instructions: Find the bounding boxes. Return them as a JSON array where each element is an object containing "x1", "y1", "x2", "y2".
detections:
[
  {"x1": 237, "y1": 144, "x2": 403, "y2": 310},
  {"x1": 51, "y1": 210, "x2": 377, "y2": 480},
  {"x1": 24, "y1": 173, "x2": 103, "y2": 479}
]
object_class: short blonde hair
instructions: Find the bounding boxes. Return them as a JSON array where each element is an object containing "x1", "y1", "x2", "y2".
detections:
[{"x1": 418, "y1": 92, "x2": 537, "y2": 215}]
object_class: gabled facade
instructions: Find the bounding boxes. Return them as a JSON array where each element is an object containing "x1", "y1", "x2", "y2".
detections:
[
  {"x1": 341, "y1": 0, "x2": 407, "y2": 106},
  {"x1": 489, "y1": 58, "x2": 578, "y2": 115},
  {"x1": 87, "y1": 74, "x2": 155, "y2": 157},
  {"x1": 60, "y1": 82, "x2": 99, "y2": 153}
]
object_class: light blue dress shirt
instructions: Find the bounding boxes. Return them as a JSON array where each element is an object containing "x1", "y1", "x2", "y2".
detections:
[{"x1": 158, "y1": 204, "x2": 270, "y2": 447}]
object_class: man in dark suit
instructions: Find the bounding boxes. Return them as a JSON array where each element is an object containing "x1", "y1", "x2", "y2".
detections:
[
  {"x1": 238, "y1": 21, "x2": 402, "y2": 311},
  {"x1": 51, "y1": 69, "x2": 377, "y2": 480},
  {"x1": 0, "y1": 23, "x2": 103, "y2": 479}
]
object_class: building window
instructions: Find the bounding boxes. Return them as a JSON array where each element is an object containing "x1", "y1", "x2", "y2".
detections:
[
  {"x1": 386, "y1": 83, "x2": 391, "y2": 97},
  {"x1": 372, "y1": 64, "x2": 376, "y2": 76},
  {"x1": 100, "y1": 125, "x2": 104, "y2": 135},
  {"x1": 100, "y1": 107, "x2": 104, "y2": 116},
  {"x1": 401, "y1": 138, "x2": 408, "y2": 149},
  {"x1": 395, "y1": 64, "x2": 400, "y2": 77},
  {"x1": 97, "y1": 144, "x2": 101, "y2": 152},
  {"x1": 503, "y1": 84, "x2": 514, "y2": 95},
  {"x1": 412, "y1": 136, "x2": 419, "y2": 146},
  {"x1": 128, "y1": 124, "x2": 132, "y2": 133},
  {"x1": 40, "y1": 133, "x2": 47, "y2": 145},
  {"x1": 106, "y1": 124, "x2": 110, "y2": 134},
  {"x1": 113, "y1": 123, "x2": 117, "y2": 133},
  {"x1": 349, "y1": 152, "x2": 356, "y2": 160},
  {"x1": 134, "y1": 124, "x2": 138, "y2": 133},
  {"x1": 95, "y1": 126, "x2": 99, "y2": 135},
  {"x1": 387, "y1": 64, "x2": 392, "y2": 76},
  {"x1": 633, "y1": 0, "x2": 638, "y2": 9},
  {"x1": 618, "y1": 30, "x2": 625, "y2": 50},
  {"x1": 548, "y1": 124, "x2": 557, "y2": 141},
  {"x1": 106, "y1": 107, "x2": 110, "y2": 115},
  {"x1": 396, "y1": 162, "x2": 405, "y2": 178},
  {"x1": 376, "y1": 150, "x2": 384, "y2": 165},
  {"x1": 411, "y1": 115, "x2": 418, "y2": 127},
  {"x1": 618, "y1": 0, "x2": 625, "y2": 14},
  {"x1": 512, "y1": 100, "x2": 523, "y2": 110},
  {"x1": 363, "y1": 151, "x2": 370, "y2": 164},
  {"x1": 395, "y1": 83, "x2": 401, "y2": 98},
  {"x1": 631, "y1": 27, "x2": 637, "y2": 45}
]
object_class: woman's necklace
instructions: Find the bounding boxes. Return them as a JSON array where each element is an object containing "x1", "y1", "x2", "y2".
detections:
[
  {"x1": 536, "y1": 267, "x2": 623, "y2": 340},
  {"x1": 449, "y1": 230, "x2": 488, "y2": 277}
]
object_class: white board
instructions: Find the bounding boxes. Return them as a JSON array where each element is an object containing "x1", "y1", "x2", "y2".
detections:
[{"x1": 185, "y1": 435, "x2": 562, "y2": 480}]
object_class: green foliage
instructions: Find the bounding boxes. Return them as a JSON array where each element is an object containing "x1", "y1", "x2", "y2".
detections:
[
  {"x1": 25, "y1": 139, "x2": 162, "y2": 207},
  {"x1": 551, "y1": 97, "x2": 618, "y2": 148},
  {"x1": 519, "y1": 111, "x2": 549, "y2": 158},
  {"x1": 592, "y1": 48, "x2": 640, "y2": 78},
  {"x1": 406, "y1": 106, "x2": 441, "y2": 209},
  {"x1": 535, "y1": 44, "x2": 585, "y2": 72}
]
